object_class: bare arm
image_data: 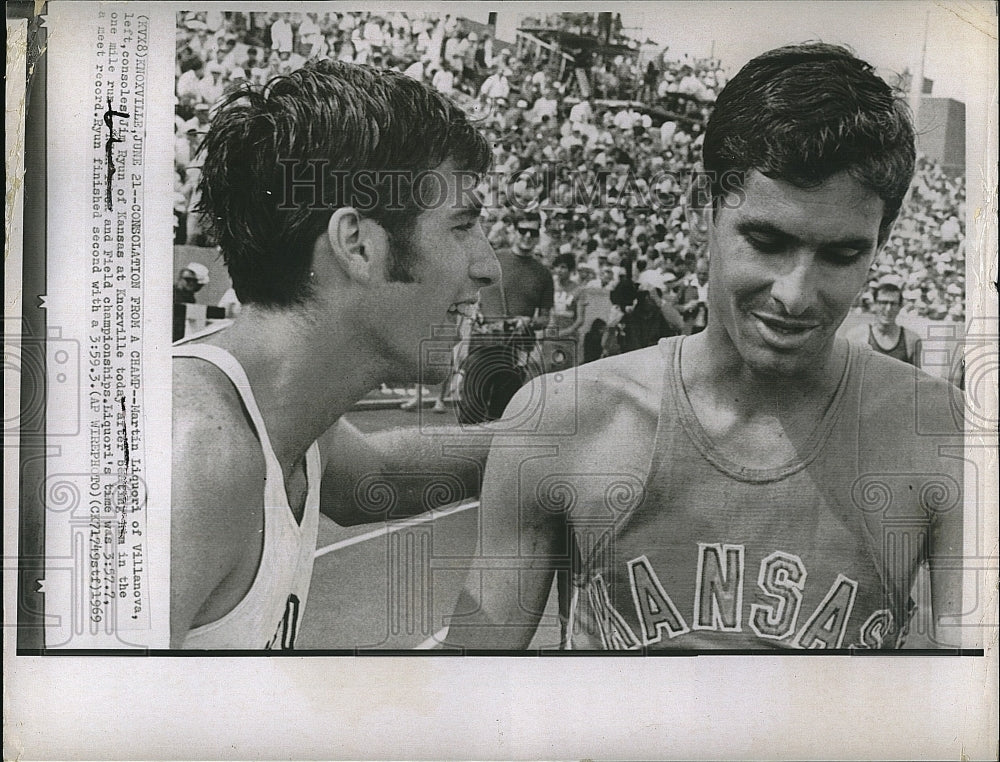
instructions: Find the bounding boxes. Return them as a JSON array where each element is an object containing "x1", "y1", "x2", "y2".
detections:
[
  {"x1": 651, "y1": 291, "x2": 685, "y2": 333},
  {"x1": 532, "y1": 306, "x2": 551, "y2": 331},
  {"x1": 446, "y1": 350, "x2": 662, "y2": 649},
  {"x1": 444, "y1": 388, "x2": 569, "y2": 649},
  {"x1": 558, "y1": 298, "x2": 587, "y2": 338},
  {"x1": 170, "y1": 377, "x2": 261, "y2": 648},
  {"x1": 318, "y1": 417, "x2": 494, "y2": 526},
  {"x1": 928, "y1": 498, "x2": 963, "y2": 648}
]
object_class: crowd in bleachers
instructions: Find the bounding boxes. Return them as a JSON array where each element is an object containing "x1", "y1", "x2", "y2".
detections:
[
  {"x1": 174, "y1": 10, "x2": 965, "y2": 339},
  {"x1": 866, "y1": 155, "x2": 966, "y2": 321}
]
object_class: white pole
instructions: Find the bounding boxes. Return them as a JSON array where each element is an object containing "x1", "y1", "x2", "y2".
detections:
[{"x1": 911, "y1": 9, "x2": 930, "y2": 130}]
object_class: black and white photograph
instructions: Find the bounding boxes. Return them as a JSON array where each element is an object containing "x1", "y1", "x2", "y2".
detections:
[{"x1": 5, "y1": 1, "x2": 998, "y2": 758}]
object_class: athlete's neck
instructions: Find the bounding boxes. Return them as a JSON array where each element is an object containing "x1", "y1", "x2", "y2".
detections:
[
  {"x1": 872, "y1": 322, "x2": 901, "y2": 341},
  {"x1": 206, "y1": 305, "x2": 383, "y2": 468},
  {"x1": 679, "y1": 333, "x2": 849, "y2": 468},
  {"x1": 682, "y1": 330, "x2": 848, "y2": 417}
]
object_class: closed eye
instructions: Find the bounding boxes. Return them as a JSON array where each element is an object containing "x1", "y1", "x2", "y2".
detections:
[
  {"x1": 820, "y1": 247, "x2": 868, "y2": 266},
  {"x1": 745, "y1": 234, "x2": 784, "y2": 254}
]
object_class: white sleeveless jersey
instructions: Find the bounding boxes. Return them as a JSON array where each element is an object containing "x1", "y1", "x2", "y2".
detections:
[{"x1": 173, "y1": 338, "x2": 321, "y2": 649}]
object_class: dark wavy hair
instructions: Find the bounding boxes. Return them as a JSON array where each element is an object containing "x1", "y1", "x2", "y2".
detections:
[
  {"x1": 196, "y1": 61, "x2": 491, "y2": 307},
  {"x1": 703, "y1": 43, "x2": 915, "y2": 243},
  {"x1": 552, "y1": 252, "x2": 577, "y2": 271}
]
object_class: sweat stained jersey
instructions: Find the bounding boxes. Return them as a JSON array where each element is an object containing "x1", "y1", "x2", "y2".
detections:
[{"x1": 561, "y1": 337, "x2": 959, "y2": 650}]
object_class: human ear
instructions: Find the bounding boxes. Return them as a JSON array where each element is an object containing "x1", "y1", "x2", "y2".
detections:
[{"x1": 324, "y1": 207, "x2": 388, "y2": 284}]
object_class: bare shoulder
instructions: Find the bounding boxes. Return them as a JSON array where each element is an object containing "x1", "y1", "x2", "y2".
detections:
[
  {"x1": 842, "y1": 322, "x2": 871, "y2": 345},
  {"x1": 856, "y1": 349, "x2": 962, "y2": 434},
  {"x1": 172, "y1": 358, "x2": 264, "y2": 560},
  {"x1": 499, "y1": 344, "x2": 664, "y2": 436},
  {"x1": 487, "y1": 343, "x2": 665, "y2": 494},
  {"x1": 853, "y1": 349, "x2": 964, "y2": 501}
]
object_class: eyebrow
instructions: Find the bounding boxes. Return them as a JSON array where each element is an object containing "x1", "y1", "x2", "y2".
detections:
[{"x1": 735, "y1": 218, "x2": 876, "y2": 250}]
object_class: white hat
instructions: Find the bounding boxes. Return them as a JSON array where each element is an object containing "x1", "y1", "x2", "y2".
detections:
[
  {"x1": 877, "y1": 273, "x2": 904, "y2": 290},
  {"x1": 186, "y1": 262, "x2": 210, "y2": 285},
  {"x1": 637, "y1": 269, "x2": 665, "y2": 292}
]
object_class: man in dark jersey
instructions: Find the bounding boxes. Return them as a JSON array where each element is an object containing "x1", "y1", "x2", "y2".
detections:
[
  {"x1": 846, "y1": 275, "x2": 922, "y2": 367},
  {"x1": 447, "y1": 43, "x2": 965, "y2": 651}
]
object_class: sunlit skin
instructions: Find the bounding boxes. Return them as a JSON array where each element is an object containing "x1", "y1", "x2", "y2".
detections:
[
  {"x1": 697, "y1": 170, "x2": 886, "y2": 385},
  {"x1": 369, "y1": 163, "x2": 501, "y2": 384}
]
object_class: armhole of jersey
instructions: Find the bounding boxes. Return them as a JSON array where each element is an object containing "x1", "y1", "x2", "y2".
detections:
[
  {"x1": 902, "y1": 328, "x2": 915, "y2": 362},
  {"x1": 644, "y1": 337, "x2": 680, "y2": 487},
  {"x1": 171, "y1": 344, "x2": 282, "y2": 472}
]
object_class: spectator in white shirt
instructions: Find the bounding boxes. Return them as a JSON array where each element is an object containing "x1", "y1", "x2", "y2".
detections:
[
  {"x1": 363, "y1": 17, "x2": 385, "y2": 51},
  {"x1": 531, "y1": 87, "x2": 559, "y2": 122},
  {"x1": 432, "y1": 62, "x2": 455, "y2": 95},
  {"x1": 480, "y1": 69, "x2": 511, "y2": 102},
  {"x1": 197, "y1": 64, "x2": 226, "y2": 107},
  {"x1": 569, "y1": 98, "x2": 593, "y2": 125},
  {"x1": 269, "y1": 13, "x2": 293, "y2": 54},
  {"x1": 176, "y1": 64, "x2": 203, "y2": 101},
  {"x1": 613, "y1": 108, "x2": 641, "y2": 130}
]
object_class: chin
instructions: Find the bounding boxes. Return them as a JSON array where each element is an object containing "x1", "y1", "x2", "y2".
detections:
[{"x1": 747, "y1": 339, "x2": 836, "y2": 380}]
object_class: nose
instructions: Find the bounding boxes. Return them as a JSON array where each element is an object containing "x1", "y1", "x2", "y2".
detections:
[
  {"x1": 469, "y1": 239, "x2": 501, "y2": 288},
  {"x1": 769, "y1": 252, "x2": 820, "y2": 317}
]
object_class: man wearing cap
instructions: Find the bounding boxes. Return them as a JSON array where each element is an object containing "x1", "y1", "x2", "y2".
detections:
[
  {"x1": 182, "y1": 102, "x2": 212, "y2": 134},
  {"x1": 846, "y1": 275, "x2": 922, "y2": 367},
  {"x1": 174, "y1": 262, "x2": 208, "y2": 305},
  {"x1": 173, "y1": 263, "x2": 210, "y2": 342}
]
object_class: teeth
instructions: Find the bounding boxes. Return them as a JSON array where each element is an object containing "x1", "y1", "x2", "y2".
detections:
[{"x1": 450, "y1": 302, "x2": 478, "y2": 319}]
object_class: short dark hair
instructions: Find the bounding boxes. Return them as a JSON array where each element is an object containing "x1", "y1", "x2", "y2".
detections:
[
  {"x1": 553, "y1": 253, "x2": 577, "y2": 271},
  {"x1": 876, "y1": 283, "x2": 903, "y2": 304},
  {"x1": 703, "y1": 43, "x2": 915, "y2": 243},
  {"x1": 197, "y1": 61, "x2": 491, "y2": 307}
]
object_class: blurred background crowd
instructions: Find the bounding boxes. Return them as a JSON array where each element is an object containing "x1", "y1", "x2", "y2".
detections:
[{"x1": 174, "y1": 10, "x2": 966, "y2": 357}]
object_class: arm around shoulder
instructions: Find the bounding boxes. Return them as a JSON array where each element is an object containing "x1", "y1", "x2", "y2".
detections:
[{"x1": 317, "y1": 417, "x2": 492, "y2": 526}]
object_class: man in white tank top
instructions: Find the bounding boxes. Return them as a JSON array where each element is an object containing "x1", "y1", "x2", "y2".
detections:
[
  {"x1": 172, "y1": 61, "x2": 500, "y2": 649},
  {"x1": 447, "y1": 44, "x2": 965, "y2": 651}
]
